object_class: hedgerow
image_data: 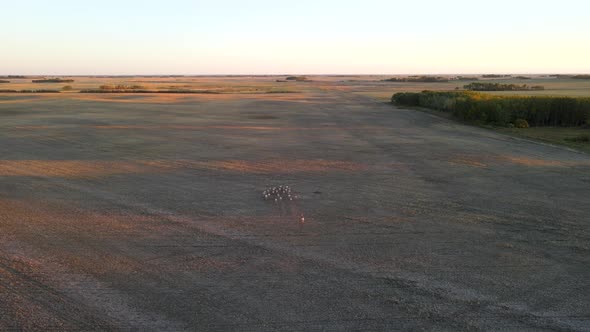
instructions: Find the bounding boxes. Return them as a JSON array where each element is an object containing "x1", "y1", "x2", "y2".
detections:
[{"x1": 392, "y1": 91, "x2": 590, "y2": 127}]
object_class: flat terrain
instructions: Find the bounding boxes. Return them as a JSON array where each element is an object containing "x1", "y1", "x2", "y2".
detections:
[{"x1": 1, "y1": 77, "x2": 589, "y2": 330}]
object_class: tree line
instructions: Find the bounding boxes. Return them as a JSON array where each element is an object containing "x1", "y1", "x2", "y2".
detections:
[
  {"x1": 98, "y1": 84, "x2": 147, "y2": 90},
  {"x1": 482, "y1": 74, "x2": 511, "y2": 78},
  {"x1": 32, "y1": 78, "x2": 75, "y2": 83},
  {"x1": 383, "y1": 76, "x2": 448, "y2": 83},
  {"x1": 391, "y1": 91, "x2": 590, "y2": 127},
  {"x1": 0, "y1": 89, "x2": 61, "y2": 93},
  {"x1": 464, "y1": 82, "x2": 544, "y2": 91}
]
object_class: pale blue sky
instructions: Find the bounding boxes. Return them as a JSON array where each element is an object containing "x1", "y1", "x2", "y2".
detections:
[{"x1": 1, "y1": 0, "x2": 589, "y2": 75}]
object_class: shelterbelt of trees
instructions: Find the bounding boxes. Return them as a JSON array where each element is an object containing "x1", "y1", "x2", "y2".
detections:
[
  {"x1": 464, "y1": 82, "x2": 544, "y2": 91},
  {"x1": 392, "y1": 91, "x2": 590, "y2": 127},
  {"x1": 383, "y1": 76, "x2": 449, "y2": 83},
  {"x1": 32, "y1": 78, "x2": 75, "y2": 83},
  {"x1": 551, "y1": 74, "x2": 590, "y2": 79},
  {"x1": 0, "y1": 89, "x2": 60, "y2": 93}
]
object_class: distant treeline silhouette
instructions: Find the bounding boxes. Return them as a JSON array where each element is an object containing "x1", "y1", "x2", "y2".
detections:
[
  {"x1": 550, "y1": 74, "x2": 590, "y2": 79},
  {"x1": 0, "y1": 80, "x2": 9, "y2": 83},
  {"x1": 32, "y1": 78, "x2": 75, "y2": 83},
  {"x1": 98, "y1": 84, "x2": 147, "y2": 90},
  {"x1": 285, "y1": 76, "x2": 309, "y2": 81},
  {"x1": 482, "y1": 74, "x2": 512, "y2": 78},
  {"x1": 392, "y1": 91, "x2": 590, "y2": 127},
  {"x1": 0, "y1": 88, "x2": 223, "y2": 94},
  {"x1": 80, "y1": 88, "x2": 221, "y2": 94},
  {"x1": 464, "y1": 83, "x2": 544, "y2": 91},
  {"x1": 456, "y1": 76, "x2": 479, "y2": 81},
  {"x1": 0, "y1": 89, "x2": 61, "y2": 93},
  {"x1": 81, "y1": 84, "x2": 224, "y2": 93},
  {"x1": 383, "y1": 76, "x2": 448, "y2": 83}
]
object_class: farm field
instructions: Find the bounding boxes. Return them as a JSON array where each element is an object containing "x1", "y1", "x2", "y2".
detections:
[
  {"x1": 1, "y1": 76, "x2": 590, "y2": 330},
  {"x1": 355, "y1": 78, "x2": 590, "y2": 102}
]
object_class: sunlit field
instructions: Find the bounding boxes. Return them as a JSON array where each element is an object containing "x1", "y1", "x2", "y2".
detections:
[{"x1": 1, "y1": 75, "x2": 589, "y2": 330}]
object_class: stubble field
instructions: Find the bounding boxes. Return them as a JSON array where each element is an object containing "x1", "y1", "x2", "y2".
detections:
[{"x1": 1, "y1": 76, "x2": 589, "y2": 330}]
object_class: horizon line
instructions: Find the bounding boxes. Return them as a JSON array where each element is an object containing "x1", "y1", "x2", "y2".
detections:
[{"x1": 2, "y1": 73, "x2": 590, "y2": 77}]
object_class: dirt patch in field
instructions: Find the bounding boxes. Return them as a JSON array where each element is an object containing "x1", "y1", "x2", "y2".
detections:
[
  {"x1": 0, "y1": 95, "x2": 54, "y2": 104},
  {"x1": 0, "y1": 198, "x2": 302, "y2": 277},
  {"x1": 497, "y1": 156, "x2": 570, "y2": 167},
  {"x1": 341, "y1": 215, "x2": 412, "y2": 225},
  {"x1": 193, "y1": 160, "x2": 368, "y2": 173},
  {"x1": 12, "y1": 124, "x2": 384, "y2": 132},
  {"x1": 14, "y1": 125, "x2": 56, "y2": 130},
  {"x1": 0, "y1": 159, "x2": 371, "y2": 178},
  {"x1": 0, "y1": 160, "x2": 150, "y2": 178},
  {"x1": 246, "y1": 114, "x2": 279, "y2": 120},
  {"x1": 71, "y1": 92, "x2": 312, "y2": 104},
  {"x1": 160, "y1": 255, "x2": 245, "y2": 272},
  {"x1": 448, "y1": 154, "x2": 588, "y2": 168},
  {"x1": 0, "y1": 198, "x2": 169, "y2": 239},
  {"x1": 92, "y1": 125, "x2": 291, "y2": 131},
  {"x1": 448, "y1": 156, "x2": 488, "y2": 168}
]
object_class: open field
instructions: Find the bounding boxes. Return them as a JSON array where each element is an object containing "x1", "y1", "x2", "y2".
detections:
[
  {"x1": 3, "y1": 75, "x2": 590, "y2": 99},
  {"x1": 1, "y1": 77, "x2": 590, "y2": 330},
  {"x1": 496, "y1": 126, "x2": 590, "y2": 154},
  {"x1": 348, "y1": 77, "x2": 590, "y2": 101}
]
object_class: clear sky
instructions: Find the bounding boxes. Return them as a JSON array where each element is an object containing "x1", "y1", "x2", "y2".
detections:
[{"x1": 1, "y1": 0, "x2": 589, "y2": 75}]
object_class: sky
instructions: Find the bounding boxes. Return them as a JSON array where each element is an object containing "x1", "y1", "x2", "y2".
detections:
[{"x1": 1, "y1": 0, "x2": 589, "y2": 75}]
